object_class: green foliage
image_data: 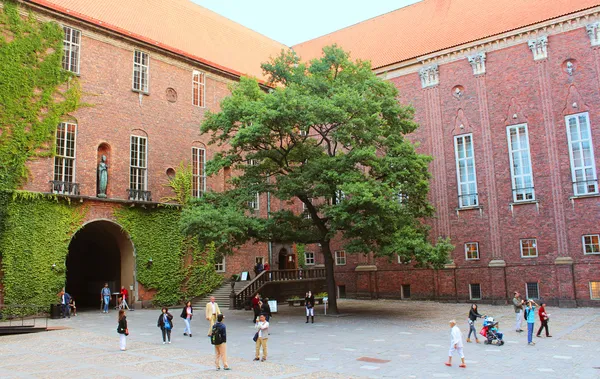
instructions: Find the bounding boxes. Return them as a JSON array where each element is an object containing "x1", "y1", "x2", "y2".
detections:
[
  {"x1": 115, "y1": 207, "x2": 222, "y2": 306},
  {"x1": 0, "y1": 1, "x2": 81, "y2": 190},
  {"x1": 185, "y1": 45, "x2": 454, "y2": 312},
  {"x1": 0, "y1": 190, "x2": 85, "y2": 307},
  {"x1": 296, "y1": 243, "x2": 306, "y2": 268},
  {"x1": 161, "y1": 162, "x2": 193, "y2": 205},
  {"x1": 315, "y1": 292, "x2": 328, "y2": 298}
]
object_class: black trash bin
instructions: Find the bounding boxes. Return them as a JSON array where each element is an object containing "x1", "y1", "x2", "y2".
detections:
[{"x1": 50, "y1": 304, "x2": 61, "y2": 319}]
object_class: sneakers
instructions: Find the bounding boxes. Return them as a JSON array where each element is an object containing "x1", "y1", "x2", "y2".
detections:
[
  {"x1": 184, "y1": 333, "x2": 188, "y2": 336},
  {"x1": 528, "y1": 342, "x2": 536, "y2": 346},
  {"x1": 261, "y1": 358, "x2": 266, "y2": 362},
  {"x1": 253, "y1": 358, "x2": 260, "y2": 361},
  {"x1": 168, "y1": 341, "x2": 171, "y2": 344},
  {"x1": 224, "y1": 367, "x2": 231, "y2": 370},
  {"x1": 189, "y1": 334, "x2": 192, "y2": 337},
  {"x1": 163, "y1": 342, "x2": 166, "y2": 345},
  {"x1": 547, "y1": 335, "x2": 552, "y2": 337}
]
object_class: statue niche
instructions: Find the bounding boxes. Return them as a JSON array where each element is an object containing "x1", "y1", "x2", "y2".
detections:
[{"x1": 97, "y1": 143, "x2": 111, "y2": 198}]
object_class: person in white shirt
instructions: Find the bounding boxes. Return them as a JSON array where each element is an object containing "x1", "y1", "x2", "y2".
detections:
[
  {"x1": 445, "y1": 320, "x2": 466, "y2": 368},
  {"x1": 254, "y1": 314, "x2": 269, "y2": 362}
]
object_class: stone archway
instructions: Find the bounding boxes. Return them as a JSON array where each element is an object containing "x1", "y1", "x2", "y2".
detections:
[{"x1": 65, "y1": 220, "x2": 135, "y2": 308}]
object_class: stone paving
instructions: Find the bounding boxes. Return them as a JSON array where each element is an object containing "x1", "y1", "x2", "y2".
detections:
[{"x1": 0, "y1": 299, "x2": 599, "y2": 378}]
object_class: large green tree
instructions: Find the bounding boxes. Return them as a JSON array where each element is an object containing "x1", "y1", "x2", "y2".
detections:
[{"x1": 181, "y1": 46, "x2": 452, "y2": 313}]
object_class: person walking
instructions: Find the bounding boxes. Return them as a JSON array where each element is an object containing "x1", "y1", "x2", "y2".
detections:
[
  {"x1": 305, "y1": 290, "x2": 315, "y2": 323},
  {"x1": 525, "y1": 299, "x2": 538, "y2": 345},
  {"x1": 512, "y1": 291, "x2": 525, "y2": 332},
  {"x1": 212, "y1": 314, "x2": 231, "y2": 371},
  {"x1": 466, "y1": 303, "x2": 482, "y2": 343},
  {"x1": 117, "y1": 309, "x2": 128, "y2": 351},
  {"x1": 101, "y1": 283, "x2": 111, "y2": 313},
  {"x1": 158, "y1": 307, "x2": 174, "y2": 344},
  {"x1": 536, "y1": 302, "x2": 552, "y2": 338},
  {"x1": 254, "y1": 314, "x2": 269, "y2": 362},
  {"x1": 261, "y1": 297, "x2": 272, "y2": 322},
  {"x1": 205, "y1": 296, "x2": 221, "y2": 337},
  {"x1": 445, "y1": 320, "x2": 466, "y2": 368},
  {"x1": 180, "y1": 301, "x2": 193, "y2": 337},
  {"x1": 58, "y1": 289, "x2": 71, "y2": 319},
  {"x1": 119, "y1": 285, "x2": 129, "y2": 310},
  {"x1": 251, "y1": 293, "x2": 261, "y2": 322}
]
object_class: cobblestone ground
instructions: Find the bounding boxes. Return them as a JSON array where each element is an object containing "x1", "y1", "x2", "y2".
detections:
[{"x1": 0, "y1": 299, "x2": 599, "y2": 378}]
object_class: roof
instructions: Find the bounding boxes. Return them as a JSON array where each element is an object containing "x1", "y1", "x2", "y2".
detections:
[
  {"x1": 292, "y1": 0, "x2": 600, "y2": 70},
  {"x1": 27, "y1": 0, "x2": 288, "y2": 80}
]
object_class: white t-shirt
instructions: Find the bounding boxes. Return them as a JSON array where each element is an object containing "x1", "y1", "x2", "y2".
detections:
[
  {"x1": 256, "y1": 321, "x2": 269, "y2": 338},
  {"x1": 450, "y1": 325, "x2": 463, "y2": 348}
]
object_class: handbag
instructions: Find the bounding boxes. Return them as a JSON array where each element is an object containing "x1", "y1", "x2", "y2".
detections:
[
  {"x1": 165, "y1": 320, "x2": 172, "y2": 330},
  {"x1": 253, "y1": 331, "x2": 258, "y2": 342}
]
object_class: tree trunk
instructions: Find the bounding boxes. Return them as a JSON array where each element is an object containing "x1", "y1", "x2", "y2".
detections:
[{"x1": 321, "y1": 241, "x2": 338, "y2": 314}]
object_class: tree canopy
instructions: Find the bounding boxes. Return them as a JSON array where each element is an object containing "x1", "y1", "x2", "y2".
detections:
[{"x1": 180, "y1": 45, "x2": 453, "y2": 313}]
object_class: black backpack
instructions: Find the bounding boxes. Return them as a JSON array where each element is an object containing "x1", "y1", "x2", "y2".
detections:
[{"x1": 211, "y1": 324, "x2": 223, "y2": 345}]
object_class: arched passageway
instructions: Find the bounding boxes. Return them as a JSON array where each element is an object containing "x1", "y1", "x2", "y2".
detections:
[{"x1": 66, "y1": 220, "x2": 135, "y2": 308}]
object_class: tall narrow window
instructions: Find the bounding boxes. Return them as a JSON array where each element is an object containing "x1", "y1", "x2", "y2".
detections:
[
  {"x1": 53, "y1": 122, "x2": 77, "y2": 193},
  {"x1": 192, "y1": 147, "x2": 206, "y2": 198},
  {"x1": 566, "y1": 112, "x2": 598, "y2": 195},
  {"x1": 248, "y1": 192, "x2": 260, "y2": 211},
  {"x1": 132, "y1": 50, "x2": 149, "y2": 93},
  {"x1": 62, "y1": 26, "x2": 81, "y2": 74},
  {"x1": 129, "y1": 135, "x2": 148, "y2": 197},
  {"x1": 507, "y1": 124, "x2": 535, "y2": 201},
  {"x1": 192, "y1": 70, "x2": 205, "y2": 107},
  {"x1": 454, "y1": 134, "x2": 478, "y2": 207}
]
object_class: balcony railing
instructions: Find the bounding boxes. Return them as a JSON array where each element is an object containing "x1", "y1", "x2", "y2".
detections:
[
  {"x1": 128, "y1": 189, "x2": 152, "y2": 202},
  {"x1": 50, "y1": 181, "x2": 80, "y2": 196}
]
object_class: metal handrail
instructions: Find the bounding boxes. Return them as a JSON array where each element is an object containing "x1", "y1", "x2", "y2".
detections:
[
  {"x1": 0, "y1": 304, "x2": 49, "y2": 329},
  {"x1": 50, "y1": 180, "x2": 80, "y2": 195},
  {"x1": 127, "y1": 189, "x2": 152, "y2": 201}
]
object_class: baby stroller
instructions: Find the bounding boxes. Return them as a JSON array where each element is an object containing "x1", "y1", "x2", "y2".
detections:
[{"x1": 480, "y1": 316, "x2": 504, "y2": 346}]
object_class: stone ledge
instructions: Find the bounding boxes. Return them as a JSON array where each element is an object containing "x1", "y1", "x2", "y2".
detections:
[
  {"x1": 488, "y1": 259, "x2": 506, "y2": 268},
  {"x1": 554, "y1": 257, "x2": 574, "y2": 265},
  {"x1": 355, "y1": 265, "x2": 377, "y2": 272}
]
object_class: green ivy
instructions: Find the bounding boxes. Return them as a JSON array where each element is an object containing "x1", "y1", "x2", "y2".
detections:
[
  {"x1": 0, "y1": 190, "x2": 86, "y2": 308},
  {"x1": 0, "y1": 1, "x2": 82, "y2": 190},
  {"x1": 114, "y1": 207, "x2": 222, "y2": 306},
  {"x1": 297, "y1": 243, "x2": 306, "y2": 269}
]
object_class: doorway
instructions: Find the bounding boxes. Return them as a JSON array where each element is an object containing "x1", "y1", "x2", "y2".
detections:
[
  {"x1": 278, "y1": 248, "x2": 296, "y2": 270},
  {"x1": 65, "y1": 220, "x2": 135, "y2": 308}
]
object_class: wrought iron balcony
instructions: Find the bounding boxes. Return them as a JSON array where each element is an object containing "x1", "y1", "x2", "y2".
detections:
[
  {"x1": 50, "y1": 181, "x2": 80, "y2": 196},
  {"x1": 128, "y1": 189, "x2": 152, "y2": 202}
]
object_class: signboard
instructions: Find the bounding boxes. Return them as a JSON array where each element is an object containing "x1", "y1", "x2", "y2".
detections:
[
  {"x1": 268, "y1": 300, "x2": 278, "y2": 313},
  {"x1": 240, "y1": 271, "x2": 249, "y2": 281}
]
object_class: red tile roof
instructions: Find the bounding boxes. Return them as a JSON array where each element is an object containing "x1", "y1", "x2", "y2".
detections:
[
  {"x1": 292, "y1": 0, "x2": 600, "y2": 69},
  {"x1": 27, "y1": 0, "x2": 288, "y2": 80}
]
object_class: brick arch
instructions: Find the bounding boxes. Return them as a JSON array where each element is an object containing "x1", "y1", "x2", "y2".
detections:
[
  {"x1": 131, "y1": 128, "x2": 148, "y2": 137},
  {"x1": 562, "y1": 84, "x2": 589, "y2": 115}
]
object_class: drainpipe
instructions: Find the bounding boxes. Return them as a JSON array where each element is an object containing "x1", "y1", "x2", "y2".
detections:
[{"x1": 267, "y1": 176, "x2": 273, "y2": 265}]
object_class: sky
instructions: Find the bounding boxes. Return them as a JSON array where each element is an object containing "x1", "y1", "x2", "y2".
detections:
[{"x1": 191, "y1": 0, "x2": 421, "y2": 46}]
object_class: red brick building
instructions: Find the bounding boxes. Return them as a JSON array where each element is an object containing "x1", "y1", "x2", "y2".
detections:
[
  {"x1": 5, "y1": 0, "x2": 600, "y2": 307},
  {"x1": 294, "y1": 0, "x2": 600, "y2": 306}
]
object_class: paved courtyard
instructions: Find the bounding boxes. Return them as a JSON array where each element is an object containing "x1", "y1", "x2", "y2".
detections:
[{"x1": 0, "y1": 299, "x2": 599, "y2": 378}]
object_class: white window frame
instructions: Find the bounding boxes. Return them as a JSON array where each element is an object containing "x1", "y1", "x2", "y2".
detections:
[
  {"x1": 335, "y1": 250, "x2": 346, "y2": 266},
  {"x1": 53, "y1": 122, "x2": 77, "y2": 188},
  {"x1": 454, "y1": 133, "x2": 479, "y2": 208},
  {"x1": 520, "y1": 238, "x2": 538, "y2": 258},
  {"x1": 565, "y1": 112, "x2": 598, "y2": 196},
  {"x1": 469, "y1": 283, "x2": 482, "y2": 300},
  {"x1": 465, "y1": 242, "x2": 480, "y2": 260},
  {"x1": 192, "y1": 147, "x2": 206, "y2": 198},
  {"x1": 248, "y1": 192, "x2": 260, "y2": 211},
  {"x1": 525, "y1": 282, "x2": 539, "y2": 300},
  {"x1": 62, "y1": 26, "x2": 81, "y2": 74},
  {"x1": 583, "y1": 234, "x2": 600, "y2": 255},
  {"x1": 590, "y1": 281, "x2": 600, "y2": 300},
  {"x1": 506, "y1": 123, "x2": 535, "y2": 202},
  {"x1": 304, "y1": 252, "x2": 315, "y2": 265},
  {"x1": 192, "y1": 70, "x2": 205, "y2": 107},
  {"x1": 255, "y1": 257, "x2": 264, "y2": 265},
  {"x1": 129, "y1": 135, "x2": 148, "y2": 192},
  {"x1": 132, "y1": 50, "x2": 149, "y2": 93},
  {"x1": 215, "y1": 256, "x2": 225, "y2": 272}
]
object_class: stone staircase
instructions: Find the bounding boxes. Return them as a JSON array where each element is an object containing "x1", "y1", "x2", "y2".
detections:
[{"x1": 192, "y1": 281, "x2": 246, "y2": 309}]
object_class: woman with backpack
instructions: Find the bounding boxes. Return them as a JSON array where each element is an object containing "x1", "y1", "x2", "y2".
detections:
[
  {"x1": 180, "y1": 301, "x2": 193, "y2": 337},
  {"x1": 117, "y1": 309, "x2": 128, "y2": 351},
  {"x1": 158, "y1": 307, "x2": 174, "y2": 344}
]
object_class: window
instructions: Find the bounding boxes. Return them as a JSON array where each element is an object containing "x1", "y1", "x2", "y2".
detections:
[
  {"x1": 215, "y1": 256, "x2": 225, "y2": 272},
  {"x1": 192, "y1": 70, "x2": 205, "y2": 107},
  {"x1": 590, "y1": 282, "x2": 600, "y2": 300},
  {"x1": 299, "y1": 129, "x2": 308, "y2": 137},
  {"x1": 401, "y1": 284, "x2": 411, "y2": 299},
  {"x1": 454, "y1": 134, "x2": 478, "y2": 207},
  {"x1": 465, "y1": 242, "x2": 479, "y2": 260},
  {"x1": 583, "y1": 234, "x2": 600, "y2": 254},
  {"x1": 62, "y1": 26, "x2": 81, "y2": 73},
  {"x1": 304, "y1": 252, "x2": 315, "y2": 265},
  {"x1": 130, "y1": 135, "x2": 148, "y2": 192},
  {"x1": 255, "y1": 257, "x2": 264, "y2": 265},
  {"x1": 248, "y1": 192, "x2": 259, "y2": 211},
  {"x1": 566, "y1": 112, "x2": 598, "y2": 195},
  {"x1": 302, "y1": 200, "x2": 311, "y2": 219},
  {"x1": 526, "y1": 282, "x2": 539, "y2": 299},
  {"x1": 132, "y1": 50, "x2": 149, "y2": 93},
  {"x1": 53, "y1": 122, "x2": 77, "y2": 190},
  {"x1": 469, "y1": 283, "x2": 482, "y2": 300},
  {"x1": 507, "y1": 124, "x2": 535, "y2": 201},
  {"x1": 335, "y1": 250, "x2": 346, "y2": 265},
  {"x1": 334, "y1": 189, "x2": 346, "y2": 203},
  {"x1": 192, "y1": 147, "x2": 206, "y2": 198},
  {"x1": 520, "y1": 238, "x2": 538, "y2": 258}
]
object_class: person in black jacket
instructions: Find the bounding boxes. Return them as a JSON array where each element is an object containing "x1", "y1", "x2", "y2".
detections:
[
  {"x1": 305, "y1": 291, "x2": 315, "y2": 324},
  {"x1": 261, "y1": 298, "x2": 272, "y2": 322},
  {"x1": 466, "y1": 303, "x2": 483, "y2": 343},
  {"x1": 157, "y1": 307, "x2": 174, "y2": 344},
  {"x1": 117, "y1": 309, "x2": 128, "y2": 351},
  {"x1": 212, "y1": 314, "x2": 230, "y2": 370}
]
